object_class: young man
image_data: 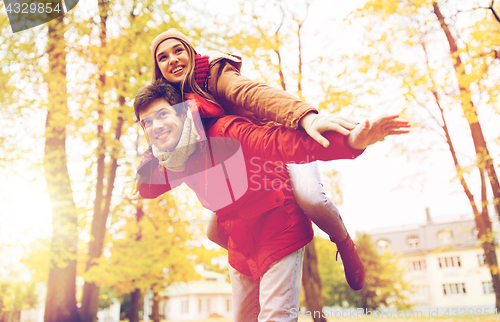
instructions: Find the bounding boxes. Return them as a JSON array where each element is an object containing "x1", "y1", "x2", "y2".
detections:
[{"x1": 134, "y1": 79, "x2": 409, "y2": 322}]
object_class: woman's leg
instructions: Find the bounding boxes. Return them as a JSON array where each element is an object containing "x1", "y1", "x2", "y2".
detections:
[
  {"x1": 286, "y1": 162, "x2": 365, "y2": 290},
  {"x1": 286, "y1": 162, "x2": 347, "y2": 242}
]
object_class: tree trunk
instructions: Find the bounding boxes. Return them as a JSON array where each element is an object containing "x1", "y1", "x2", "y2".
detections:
[
  {"x1": 433, "y1": 2, "x2": 500, "y2": 309},
  {"x1": 80, "y1": 98, "x2": 124, "y2": 322},
  {"x1": 43, "y1": 16, "x2": 81, "y2": 322},
  {"x1": 152, "y1": 292, "x2": 160, "y2": 322},
  {"x1": 302, "y1": 240, "x2": 327, "y2": 322},
  {"x1": 432, "y1": 1, "x2": 500, "y2": 220},
  {"x1": 79, "y1": 0, "x2": 115, "y2": 320},
  {"x1": 434, "y1": 86, "x2": 500, "y2": 310},
  {"x1": 129, "y1": 289, "x2": 141, "y2": 322}
]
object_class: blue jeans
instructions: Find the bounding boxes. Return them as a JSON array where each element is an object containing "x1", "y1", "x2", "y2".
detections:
[
  {"x1": 287, "y1": 161, "x2": 348, "y2": 243},
  {"x1": 229, "y1": 247, "x2": 304, "y2": 322}
]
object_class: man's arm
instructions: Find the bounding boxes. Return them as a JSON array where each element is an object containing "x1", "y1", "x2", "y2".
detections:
[
  {"x1": 213, "y1": 114, "x2": 409, "y2": 164},
  {"x1": 135, "y1": 151, "x2": 175, "y2": 199},
  {"x1": 347, "y1": 115, "x2": 410, "y2": 150}
]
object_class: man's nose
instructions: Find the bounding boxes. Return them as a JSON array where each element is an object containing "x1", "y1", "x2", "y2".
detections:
[{"x1": 152, "y1": 118, "x2": 164, "y2": 132}]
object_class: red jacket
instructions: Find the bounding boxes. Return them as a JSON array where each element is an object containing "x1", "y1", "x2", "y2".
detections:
[{"x1": 137, "y1": 95, "x2": 364, "y2": 280}]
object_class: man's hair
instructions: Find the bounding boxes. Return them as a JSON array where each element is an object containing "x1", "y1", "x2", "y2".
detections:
[{"x1": 134, "y1": 79, "x2": 186, "y2": 122}]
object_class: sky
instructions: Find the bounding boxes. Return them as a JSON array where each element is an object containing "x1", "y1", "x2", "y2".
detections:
[{"x1": 1, "y1": 0, "x2": 499, "y2": 264}]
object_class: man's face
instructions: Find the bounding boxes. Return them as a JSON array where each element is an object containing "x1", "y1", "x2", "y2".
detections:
[
  {"x1": 139, "y1": 98, "x2": 186, "y2": 152},
  {"x1": 156, "y1": 39, "x2": 190, "y2": 85}
]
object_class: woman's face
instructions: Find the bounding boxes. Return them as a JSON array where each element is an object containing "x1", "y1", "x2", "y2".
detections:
[{"x1": 155, "y1": 39, "x2": 190, "y2": 85}]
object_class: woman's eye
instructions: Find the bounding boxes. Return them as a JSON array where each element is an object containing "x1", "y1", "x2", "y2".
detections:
[
  {"x1": 143, "y1": 120, "x2": 152, "y2": 127},
  {"x1": 176, "y1": 48, "x2": 183, "y2": 54}
]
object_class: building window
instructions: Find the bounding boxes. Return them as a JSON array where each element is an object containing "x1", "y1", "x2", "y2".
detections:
[
  {"x1": 181, "y1": 300, "x2": 189, "y2": 313},
  {"x1": 407, "y1": 236, "x2": 419, "y2": 249},
  {"x1": 478, "y1": 254, "x2": 486, "y2": 266},
  {"x1": 483, "y1": 281, "x2": 494, "y2": 294},
  {"x1": 443, "y1": 283, "x2": 466, "y2": 295},
  {"x1": 437, "y1": 229, "x2": 453, "y2": 244},
  {"x1": 414, "y1": 285, "x2": 430, "y2": 304},
  {"x1": 409, "y1": 260, "x2": 426, "y2": 272},
  {"x1": 198, "y1": 299, "x2": 211, "y2": 313},
  {"x1": 227, "y1": 299, "x2": 231, "y2": 312},
  {"x1": 438, "y1": 256, "x2": 461, "y2": 268},
  {"x1": 377, "y1": 239, "x2": 390, "y2": 252}
]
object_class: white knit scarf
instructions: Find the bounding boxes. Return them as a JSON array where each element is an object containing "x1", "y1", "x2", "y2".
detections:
[{"x1": 152, "y1": 109, "x2": 200, "y2": 172}]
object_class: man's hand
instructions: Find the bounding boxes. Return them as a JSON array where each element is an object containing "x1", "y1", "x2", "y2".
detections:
[
  {"x1": 129, "y1": 180, "x2": 144, "y2": 202},
  {"x1": 347, "y1": 114, "x2": 410, "y2": 150},
  {"x1": 130, "y1": 190, "x2": 144, "y2": 202},
  {"x1": 300, "y1": 112, "x2": 359, "y2": 148}
]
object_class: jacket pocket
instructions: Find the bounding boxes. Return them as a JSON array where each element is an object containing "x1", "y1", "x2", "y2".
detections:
[{"x1": 241, "y1": 190, "x2": 291, "y2": 246}]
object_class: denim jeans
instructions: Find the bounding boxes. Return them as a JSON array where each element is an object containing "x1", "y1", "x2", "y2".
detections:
[
  {"x1": 287, "y1": 161, "x2": 348, "y2": 243},
  {"x1": 229, "y1": 247, "x2": 304, "y2": 322}
]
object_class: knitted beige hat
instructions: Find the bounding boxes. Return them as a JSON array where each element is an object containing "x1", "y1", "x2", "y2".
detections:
[{"x1": 151, "y1": 28, "x2": 195, "y2": 81}]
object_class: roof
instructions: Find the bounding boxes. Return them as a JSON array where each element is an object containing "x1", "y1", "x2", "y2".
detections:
[{"x1": 369, "y1": 214, "x2": 498, "y2": 255}]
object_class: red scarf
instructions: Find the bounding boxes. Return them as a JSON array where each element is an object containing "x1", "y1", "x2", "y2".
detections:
[{"x1": 194, "y1": 54, "x2": 209, "y2": 90}]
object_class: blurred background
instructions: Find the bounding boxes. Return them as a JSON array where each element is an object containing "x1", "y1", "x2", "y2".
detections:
[{"x1": 1, "y1": 0, "x2": 499, "y2": 321}]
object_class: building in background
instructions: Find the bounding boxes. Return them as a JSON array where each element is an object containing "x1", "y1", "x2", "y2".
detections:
[
  {"x1": 143, "y1": 267, "x2": 232, "y2": 321},
  {"x1": 370, "y1": 208, "x2": 498, "y2": 315}
]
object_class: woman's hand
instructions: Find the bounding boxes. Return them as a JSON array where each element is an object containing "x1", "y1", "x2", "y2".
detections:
[{"x1": 299, "y1": 112, "x2": 359, "y2": 148}]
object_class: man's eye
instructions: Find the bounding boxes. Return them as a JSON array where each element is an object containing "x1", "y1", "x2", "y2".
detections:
[
  {"x1": 159, "y1": 111, "x2": 169, "y2": 118},
  {"x1": 143, "y1": 120, "x2": 152, "y2": 127}
]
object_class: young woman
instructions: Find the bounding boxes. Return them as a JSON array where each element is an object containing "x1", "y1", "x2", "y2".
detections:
[{"x1": 149, "y1": 28, "x2": 367, "y2": 290}]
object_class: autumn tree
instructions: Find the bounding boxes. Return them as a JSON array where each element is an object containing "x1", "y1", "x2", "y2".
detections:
[
  {"x1": 43, "y1": 15, "x2": 82, "y2": 322},
  {"x1": 83, "y1": 189, "x2": 201, "y2": 322},
  {"x1": 352, "y1": 0, "x2": 500, "y2": 308},
  {"x1": 70, "y1": 1, "x2": 192, "y2": 320}
]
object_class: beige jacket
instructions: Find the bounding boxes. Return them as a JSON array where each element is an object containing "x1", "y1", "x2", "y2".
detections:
[{"x1": 204, "y1": 51, "x2": 317, "y2": 130}]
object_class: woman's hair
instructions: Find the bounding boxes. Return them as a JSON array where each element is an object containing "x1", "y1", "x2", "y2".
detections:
[
  {"x1": 134, "y1": 79, "x2": 186, "y2": 122},
  {"x1": 152, "y1": 36, "x2": 220, "y2": 106}
]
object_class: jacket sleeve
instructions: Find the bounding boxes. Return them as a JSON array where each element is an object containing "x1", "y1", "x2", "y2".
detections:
[
  {"x1": 212, "y1": 116, "x2": 364, "y2": 164},
  {"x1": 207, "y1": 60, "x2": 317, "y2": 130},
  {"x1": 136, "y1": 150, "x2": 175, "y2": 199}
]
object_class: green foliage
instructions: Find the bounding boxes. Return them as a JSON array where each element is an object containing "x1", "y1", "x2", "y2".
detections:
[
  {"x1": 83, "y1": 191, "x2": 200, "y2": 295},
  {"x1": 0, "y1": 280, "x2": 38, "y2": 315},
  {"x1": 21, "y1": 238, "x2": 51, "y2": 284},
  {"x1": 98, "y1": 286, "x2": 118, "y2": 310},
  {"x1": 316, "y1": 233, "x2": 414, "y2": 310}
]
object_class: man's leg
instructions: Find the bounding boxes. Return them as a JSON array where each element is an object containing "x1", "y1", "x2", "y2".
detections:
[
  {"x1": 259, "y1": 248, "x2": 304, "y2": 322},
  {"x1": 287, "y1": 162, "x2": 365, "y2": 290},
  {"x1": 229, "y1": 266, "x2": 260, "y2": 322}
]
